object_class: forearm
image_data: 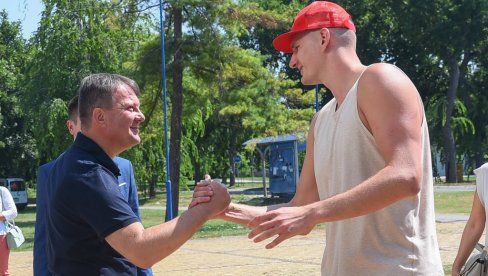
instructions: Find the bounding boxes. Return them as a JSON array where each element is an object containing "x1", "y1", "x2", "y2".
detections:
[
  {"x1": 309, "y1": 165, "x2": 420, "y2": 224},
  {"x1": 452, "y1": 220, "x2": 485, "y2": 272},
  {"x1": 221, "y1": 202, "x2": 288, "y2": 227},
  {"x1": 108, "y1": 204, "x2": 210, "y2": 268},
  {"x1": 1, "y1": 198, "x2": 18, "y2": 220}
]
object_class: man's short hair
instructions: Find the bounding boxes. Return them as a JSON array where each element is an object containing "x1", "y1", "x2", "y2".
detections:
[
  {"x1": 78, "y1": 73, "x2": 140, "y2": 130},
  {"x1": 67, "y1": 95, "x2": 79, "y2": 122}
]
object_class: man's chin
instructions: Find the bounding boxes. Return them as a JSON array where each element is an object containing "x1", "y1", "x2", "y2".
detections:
[
  {"x1": 301, "y1": 77, "x2": 317, "y2": 86},
  {"x1": 127, "y1": 134, "x2": 141, "y2": 147}
]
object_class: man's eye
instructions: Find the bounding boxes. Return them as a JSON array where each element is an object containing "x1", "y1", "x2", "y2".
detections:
[{"x1": 127, "y1": 107, "x2": 135, "y2": 112}]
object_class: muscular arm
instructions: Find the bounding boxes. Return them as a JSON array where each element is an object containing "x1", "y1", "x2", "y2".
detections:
[
  {"x1": 250, "y1": 64, "x2": 425, "y2": 247},
  {"x1": 105, "y1": 182, "x2": 230, "y2": 268},
  {"x1": 305, "y1": 63, "x2": 423, "y2": 222}
]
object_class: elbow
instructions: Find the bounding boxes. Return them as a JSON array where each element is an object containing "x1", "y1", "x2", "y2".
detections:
[
  {"x1": 9, "y1": 209, "x2": 18, "y2": 220},
  {"x1": 125, "y1": 253, "x2": 156, "y2": 269},
  {"x1": 399, "y1": 169, "x2": 421, "y2": 197},
  {"x1": 132, "y1": 259, "x2": 153, "y2": 269}
]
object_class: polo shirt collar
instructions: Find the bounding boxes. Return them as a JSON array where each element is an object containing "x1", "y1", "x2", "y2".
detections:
[{"x1": 73, "y1": 133, "x2": 121, "y2": 177}]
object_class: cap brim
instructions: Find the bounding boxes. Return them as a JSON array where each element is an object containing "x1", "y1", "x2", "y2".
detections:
[{"x1": 272, "y1": 31, "x2": 301, "y2": 54}]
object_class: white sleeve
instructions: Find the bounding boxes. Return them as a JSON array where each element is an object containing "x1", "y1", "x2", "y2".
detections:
[
  {"x1": 474, "y1": 163, "x2": 488, "y2": 207},
  {"x1": 1, "y1": 188, "x2": 18, "y2": 220}
]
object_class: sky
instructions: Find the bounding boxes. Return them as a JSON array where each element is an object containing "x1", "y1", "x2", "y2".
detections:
[{"x1": 0, "y1": 0, "x2": 44, "y2": 39}]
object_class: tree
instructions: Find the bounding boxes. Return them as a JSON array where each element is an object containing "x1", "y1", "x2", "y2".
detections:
[
  {"x1": 0, "y1": 11, "x2": 36, "y2": 179},
  {"x1": 345, "y1": 0, "x2": 488, "y2": 182},
  {"x1": 22, "y1": 0, "x2": 151, "y2": 165}
]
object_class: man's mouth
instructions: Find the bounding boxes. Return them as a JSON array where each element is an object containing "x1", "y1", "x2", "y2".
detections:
[{"x1": 130, "y1": 127, "x2": 139, "y2": 134}]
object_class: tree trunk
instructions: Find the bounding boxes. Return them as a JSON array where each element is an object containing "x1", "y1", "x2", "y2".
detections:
[
  {"x1": 474, "y1": 135, "x2": 485, "y2": 169},
  {"x1": 442, "y1": 56, "x2": 459, "y2": 183},
  {"x1": 193, "y1": 161, "x2": 202, "y2": 185},
  {"x1": 166, "y1": 4, "x2": 183, "y2": 220},
  {"x1": 149, "y1": 174, "x2": 157, "y2": 198},
  {"x1": 228, "y1": 128, "x2": 236, "y2": 186}
]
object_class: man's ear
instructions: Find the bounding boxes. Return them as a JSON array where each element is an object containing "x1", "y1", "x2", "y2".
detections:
[
  {"x1": 66, "y1": 120, "x2": 74, "y2": 135},
  {"x1": 319, "y1": 28, "x2": 330, "y2": 49},
  {"x1": 92, "y1": 107, "x2": 106, "y2": 128}
]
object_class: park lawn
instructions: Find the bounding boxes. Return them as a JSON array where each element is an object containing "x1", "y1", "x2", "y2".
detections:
[
  {"x1": 11, "y1": 189, "x2": 474, "y2": 252},
  {"x1": 434, "y1": 191, "x2": 475, "y2": 214}
]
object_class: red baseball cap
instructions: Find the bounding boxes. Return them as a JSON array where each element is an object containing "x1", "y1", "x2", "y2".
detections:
[{"x1": 273, "y1": 1, "x2": 356, "y2": 53}]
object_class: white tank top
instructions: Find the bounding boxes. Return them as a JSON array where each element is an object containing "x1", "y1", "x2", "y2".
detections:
[
  {"x1": 474, "y1": 163, "x2": 488, "y2": 246},
  {"x1": 314, "y1": 68, "x2": 444, "y2": 275}
]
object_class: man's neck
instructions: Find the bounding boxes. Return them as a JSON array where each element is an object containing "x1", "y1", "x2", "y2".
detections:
[
  {"x1": 82, "y1": 130, "x2": 118, "y2": 159},
  {"x1": 323, "y1": 52, "x2": 365, "y2": 106}
]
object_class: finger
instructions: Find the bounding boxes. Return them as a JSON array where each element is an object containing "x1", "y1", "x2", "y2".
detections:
[
  {"x1": 189, "y1": 196, "x2": 211, "y2": 208},
  {"x1": 248, "y1": 212, "x2": 275, "y2": 228},
  {"x1": 195, "y1": 180, "x2": 211, "y2": 186},
  {"x1": 188, "y1": 200, "x2": 198, "y2": 208},
  {"x1": 248, "y1": 220, "x2": 277, "y2": 239},
  {"x1": 265, "y1": 233, "x2": 290, "y2": 249},
  {"x1": 251, "y1": 224, "x2": 281, "y2": 243},
  {"x1": 193, "y1": 185, "x2": 213, "y2": 193},
  {"x1": 192, "y1": 190, "x2": 214, "y2": 198}
]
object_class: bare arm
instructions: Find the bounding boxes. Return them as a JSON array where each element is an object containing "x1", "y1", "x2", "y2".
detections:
[
  {"x1": 105, "y1": 181, "x2": 230, "y2": 268},
  {"x1": 312, "y1": 63, "x2": 423, "y2": 220},
  {"x1": 451, "y1": 192, "x2": 486, "y2": 275},
  {"x1": 0, "y1": 188, "x2": 18, "y2": 221},
  {"x1": 209, "y1": 114, "x2": 321, "y2": 227},
  {"x1": 250, "y1": 64, "x2": 425, "y2": 248}
]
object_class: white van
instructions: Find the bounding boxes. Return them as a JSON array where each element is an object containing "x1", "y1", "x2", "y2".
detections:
[{"x1": 0, "y1": 178, "x2": 28, "y2": 210}]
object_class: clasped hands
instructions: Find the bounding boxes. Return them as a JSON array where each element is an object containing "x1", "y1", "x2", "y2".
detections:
[{"x1": 189, "y1": 177, "x2": 315, "y2": 249}]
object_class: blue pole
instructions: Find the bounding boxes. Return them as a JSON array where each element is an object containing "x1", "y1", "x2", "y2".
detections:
[{"x1": 159, "y1": 0, "x2": 173, "y2": 220}]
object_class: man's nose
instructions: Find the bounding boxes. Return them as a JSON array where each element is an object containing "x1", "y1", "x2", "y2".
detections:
[
  {"x1": 136, "y1": 110, "x2": 145, "y2": 122},
  {"x1": 289, "y1": 54, "x2": 297, "y2": 69}
]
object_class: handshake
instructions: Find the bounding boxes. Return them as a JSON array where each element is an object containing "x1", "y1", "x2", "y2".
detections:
[
  {"x1": 188, "y1": 175, "x2": 314, "y2": 250},
  {"x1": 188, "y1": 175, "x2": 230, "y2": 219}
]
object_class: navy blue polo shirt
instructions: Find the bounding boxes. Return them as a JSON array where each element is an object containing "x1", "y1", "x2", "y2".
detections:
[{"x1": 46, "y1": 133, "x2": 140, "y2": 275}]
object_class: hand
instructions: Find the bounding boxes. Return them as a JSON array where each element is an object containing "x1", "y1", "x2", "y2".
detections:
[
  {"x1": 188, "y1": 180, "x2": 213, "y2": 209},
  {"x1": 247, "y1": 206, "x2": 315, "y2": 249},
  {"x1": 203, "y1": 180, "x2": 231, "y2": 218}
]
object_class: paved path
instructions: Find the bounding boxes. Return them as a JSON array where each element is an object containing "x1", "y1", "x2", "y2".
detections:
[
  {"x1": 11, "y1": 186, "x2": 475, "y2": 275},
  {"x1": 8, "y1": 221, "x2": 473, "y2": 275},
  {"x1": 434, "y1": 185, "x2": 476, "y2": 193}
]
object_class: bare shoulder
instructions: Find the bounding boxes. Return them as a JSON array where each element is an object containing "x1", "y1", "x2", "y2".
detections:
[
  {"x1": 357, "y1": 63, "x2": 422, "y2": 131},
  {"x1": 360, "y1": 63, "x2": 417, "y2": 94},
  {"x1": 359, "y1": 63, "x2": 419, "y2": 108}
]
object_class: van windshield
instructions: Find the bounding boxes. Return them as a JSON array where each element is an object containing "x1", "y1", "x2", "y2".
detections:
[{"x1": 10, "y1": 181, "x2": 25, "y2": 191}]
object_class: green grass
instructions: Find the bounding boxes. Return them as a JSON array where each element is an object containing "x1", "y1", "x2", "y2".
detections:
[
  {"x1": 10, "y1": 206, "x2": 36, "y2": 252},
  {"x1": 434, "y1": 191, "x2": 475, "y2": 214}
]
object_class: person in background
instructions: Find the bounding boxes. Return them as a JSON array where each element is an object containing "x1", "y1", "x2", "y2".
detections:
[
  {"x1": 452, "y1": 163, "x2": 488, "y2": 275},
  {"x1": 0, "y1": 185, "x2": 18, "y2": 276},
  {"x1": 33, "y1": 159, "x2": 55, "y2": 276},
  {"x1": 34, "y1": 95, "x2": 153, "y2": 275},
  {"x1": 193, "y1": 1, "x2": 443, "y2": 274}
]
